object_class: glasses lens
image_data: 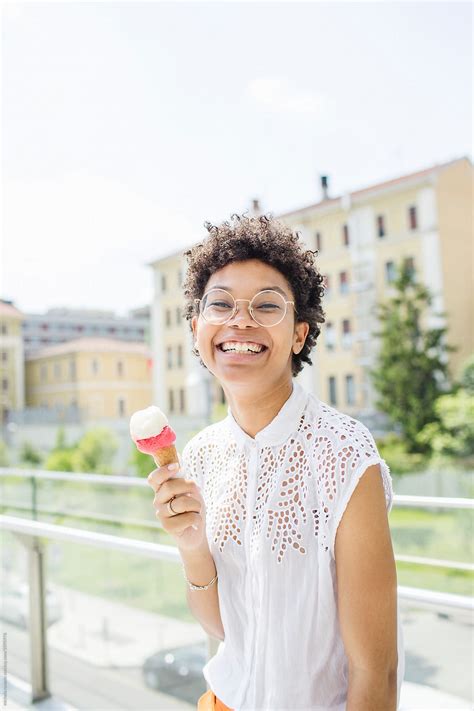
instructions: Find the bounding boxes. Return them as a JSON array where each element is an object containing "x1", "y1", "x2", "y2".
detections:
[
  {"x1": 201, "y1": 289, "x2": 235, "y2": 324},
  {"x1": 250, "y1": 290, "x2": 286, "y2": 326}
]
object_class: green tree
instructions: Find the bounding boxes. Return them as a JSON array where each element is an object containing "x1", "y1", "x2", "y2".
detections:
[
  {"x1": 72, "y1": 428, "x2": 118, "y2": 474},
  {"x1": 369, "y1": 259, "x2": 456, "y2": 453},
  {"x1": 129, "y1": 445, "x2": 154, "y2": 478},
  {"x1": 45, "y1": 448, "x2": 76, "y2": 472},
  {"x1": 417, "y1": 357, "x2": 474, "y2": 460},
  {"x1": 19, "y1": 441, "x2": 43, "y2": 467}
]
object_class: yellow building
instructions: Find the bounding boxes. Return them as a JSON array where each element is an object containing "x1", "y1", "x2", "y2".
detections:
[
  {"x1": 279, "y1": 156, "x2": 473, "y2": 415},
  {"x1": 25, "y1": 338, "x2": 152, "y2": 420},
  {"x1": 150, "y1": 157, "x2": 473, "y2": 420},
  {"x1": 0, "y1": 300, "x2": 25, "y2": 425}
]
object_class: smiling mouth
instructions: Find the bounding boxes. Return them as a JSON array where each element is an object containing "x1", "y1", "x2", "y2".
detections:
[{"x1": 216, "y1": 344, "x2": 268, "y2": 356}]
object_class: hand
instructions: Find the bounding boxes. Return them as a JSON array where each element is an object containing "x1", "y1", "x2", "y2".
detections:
[{"x1": 147, "y1": 460, "x2": 207, "y2": 552}]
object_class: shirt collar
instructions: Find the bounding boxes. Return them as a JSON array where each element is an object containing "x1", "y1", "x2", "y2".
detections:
[{"x1": 226, "y1": 379, "x2": 309, "y2": 448}]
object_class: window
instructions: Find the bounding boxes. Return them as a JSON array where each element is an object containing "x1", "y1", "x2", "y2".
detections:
[
  {"x1": 177, "y1": 344, "x2": 183, "y2": 368},
  {"x1": 179, "y1": 388, "x2": 185, "y2": 414},
  {"x1": 1, "y1": 351, "x2": 7, "y2": 363},
  {"x1": 177, "y1": 269, "x2": 183, "y2": 285},
  {"x1": 0, "y1": 323, "x2": 6, "y2": 335},
  {"x1": 41, "y1": 323, "x2": 49, "y2": 331},
  {"x1": 328, "y1": 376, "x2": 337, "y2": 406},
  {"x1": 176, "y1": 306, "x2": 181, "y2": 325},
  {"x1": 161, "y1": 274, "x2": 167, "y2": 292},
  {"x1": 316, "y1": 232, "x2": 322, "y2": 252},
  {"x1": 342, "y1": 224, "x2": 350, "y2": 246},
  {"x1": 345, "y1": 375, "x2": 355, "y2": 405},
  {"x1": 91, "y1": 359, "x2": 99, "y2": 375},
  {"x1": 108, "y1": 326, "x2": 116, "y2": 334},
  {"x1": 2, "y1": 378, "x2": 8, "y2": 392},
  {"x1": 117, "y1": 361, "x2": 124, "y2": 377},
  {"x1": 408, "y1": 205, "x2": 418, "y2": 230},
  {"x1": 342, "y1": 319, "x2": 352, "y2": 349},
  {"x1": 69, "y1": 360, "x2": 76, "y2": 379},
  {"x1": 377, "y1": 215, "x2": 385, "y2": 237},
  {"x1": 118, "y1": 398, "x2": 126, "y2": 417},
  {"x1": 165, "y1": 309, "x2": 171, "y2": 327},
  {"x1": 166, "y1": 346, "x2": 173, "y2": 369},
  {"x1": 53, "y1": 362, "x2": 61, "y2": 379},
  {"x1": 325, "y1": 322, "x2": 335, "y2": 350},
  {"x1": 168, "y1": 389, "x2": 175, "y2": 413},
  {"x1": 339, "y1": 271, "x2": 349, "y2": 295},
  {"x1": 385, "y1": 261, "x2": 396, "y2": 284},
  {"x1": 40, "y1": 364, "x2": 47, "y2": 382},
  {"x1": 404, "y1": 256, "x2": 416, "y2": 279}
]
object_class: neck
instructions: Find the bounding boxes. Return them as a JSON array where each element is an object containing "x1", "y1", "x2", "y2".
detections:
[{"x1": 223, "y1": 377, "x2": 294, "y2": 439}]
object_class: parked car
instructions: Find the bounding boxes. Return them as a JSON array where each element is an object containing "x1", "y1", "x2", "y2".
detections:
[
  {"x1": 0, "y1": 582, "x2": 62, "y2": 628},
  {"x1": 142, "y1": 640, "x2": 208, "y2": 701}
]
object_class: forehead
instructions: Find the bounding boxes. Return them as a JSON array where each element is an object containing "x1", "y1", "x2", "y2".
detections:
[{"x1": 205, "y1": 259, "x2": 292, "y2": 296}]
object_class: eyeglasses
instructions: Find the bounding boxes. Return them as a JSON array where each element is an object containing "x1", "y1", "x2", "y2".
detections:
[{"x1": 194, "y1": 288, "x2": 297, "y2": 327}]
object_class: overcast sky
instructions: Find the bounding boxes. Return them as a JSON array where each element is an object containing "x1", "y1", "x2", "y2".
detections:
[{"x1": 1, "y1": 1, "x2": 472, "y2": 316}]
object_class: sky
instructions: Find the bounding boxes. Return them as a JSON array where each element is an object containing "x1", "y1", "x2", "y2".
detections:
[{"x1": 1, "y1": 0, "x2": 472, "y2": 316}]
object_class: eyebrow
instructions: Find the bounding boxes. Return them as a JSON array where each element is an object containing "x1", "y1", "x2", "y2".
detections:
[{"x1": 209, "y1": 285, "x2": 288, "y2": 298}]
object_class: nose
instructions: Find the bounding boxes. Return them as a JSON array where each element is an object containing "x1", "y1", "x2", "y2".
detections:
[{"x1": 227, "y1": 300, "x2": 257, "y2": 328}]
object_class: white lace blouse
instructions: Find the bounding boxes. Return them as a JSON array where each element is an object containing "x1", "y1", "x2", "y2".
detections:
[{"x1": 181, "y1": 379, "x2": 405, "y2": 711}]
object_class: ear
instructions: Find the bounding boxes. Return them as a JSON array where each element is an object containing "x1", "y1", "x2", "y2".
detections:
[
  {"x1": 293, "y1": 321, "x2": 309, "y2": 354},
  {"x1": 191, "y1": 315, "x2": 197, "y2": 339}
]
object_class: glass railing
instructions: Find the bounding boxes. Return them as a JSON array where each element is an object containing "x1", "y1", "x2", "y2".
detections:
[{"x1": 1, "y1": 468, "x2": 473, "y2": 709}]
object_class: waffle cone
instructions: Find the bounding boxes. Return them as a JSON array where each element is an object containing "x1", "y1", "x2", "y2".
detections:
[{"x1": 152, "y1": 444, "x2": 179, "y2": 468}]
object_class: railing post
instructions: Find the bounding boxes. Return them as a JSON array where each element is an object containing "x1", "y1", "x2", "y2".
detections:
[{"x1": 15, "y1": 533, "x2": 50, "y2": 704}]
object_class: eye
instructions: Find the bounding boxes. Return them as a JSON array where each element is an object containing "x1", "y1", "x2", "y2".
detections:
[
  {"x1": 255, "y1": 302, "x2": 282, "y2": 310},
  {"x1": 209, "y1": 300, "x2": 232, "y2": 309}
]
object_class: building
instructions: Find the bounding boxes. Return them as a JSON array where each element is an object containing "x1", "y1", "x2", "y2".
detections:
[
  {"x1": 0, "y1": 300, "x2": 25, "y2": 425},
  {"x1": 279, "y1": 156, "x2": 473, "y2": 416},
  {"x1": 22, "y1": 307, "x2": 149, "y2": 355},
  {"x1": 25, "y1": 338, "x2": 152, "y2": 421},
  {"x1": 150, "y1": 157, "x2": 473, "y2": 421}
]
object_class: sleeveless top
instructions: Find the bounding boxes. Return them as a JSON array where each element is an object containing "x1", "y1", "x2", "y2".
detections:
[{"x1": 181, "y1": 379, "x2": 405, "y2": 710}]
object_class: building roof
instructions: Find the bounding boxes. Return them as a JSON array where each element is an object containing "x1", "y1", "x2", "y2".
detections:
[
  {"x1": 278, "y1": 156, "x2": 471, "y2": 218},
  {"x1": 26, "y1": 337, "x2": 151, "y2": 360},
  {"x1": 0, "y1": 300, "x2": 23, "y2": 320}
]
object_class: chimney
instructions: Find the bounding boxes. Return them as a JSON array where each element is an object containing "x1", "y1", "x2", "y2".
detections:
[
  {"x1": 320, "y1": 175, "x2": 329, "y2": 201},
  {"x1": 251, "y1": 198, "x2": 261, "y2": 215}
]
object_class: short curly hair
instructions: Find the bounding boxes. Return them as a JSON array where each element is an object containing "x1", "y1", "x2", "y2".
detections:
[{"x1": 182, "y1": 213, "x2": 326, "y2": 376}]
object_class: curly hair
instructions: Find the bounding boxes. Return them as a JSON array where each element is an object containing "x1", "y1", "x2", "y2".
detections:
[{"x1": 182, "y1": 213, "x2": 326, "y2": 377}]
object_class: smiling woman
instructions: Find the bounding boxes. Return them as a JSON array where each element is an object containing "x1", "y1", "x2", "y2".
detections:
[{"x1": 176, "y1": 213, "x2": 404, "y2": 711}]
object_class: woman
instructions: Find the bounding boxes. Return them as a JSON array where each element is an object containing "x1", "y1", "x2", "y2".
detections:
[{"x1": 147, "y1": 214, "x2": 405, "y2": 710}]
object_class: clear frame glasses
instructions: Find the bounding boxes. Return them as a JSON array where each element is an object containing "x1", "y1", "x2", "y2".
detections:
[{"x1": 194, "y1": 288, "x2": 297, "y2": 328}]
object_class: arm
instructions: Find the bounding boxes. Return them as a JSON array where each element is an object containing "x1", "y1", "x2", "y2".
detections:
[
  {"x1": 334, "y1": 464, "x2": 399, "y2": 710},
  {"x1": 181, "y1": 543, "x2": 225, "y2": 642}
]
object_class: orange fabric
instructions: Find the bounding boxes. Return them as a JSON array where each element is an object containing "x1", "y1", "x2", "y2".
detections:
[{"x1": 197, "y1": 688, "x2": 233, "y2": 711}]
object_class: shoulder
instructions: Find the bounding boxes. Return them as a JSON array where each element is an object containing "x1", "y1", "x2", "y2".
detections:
[{"x1": 307, "y1": 395, "x2": 378, "y2": 451}]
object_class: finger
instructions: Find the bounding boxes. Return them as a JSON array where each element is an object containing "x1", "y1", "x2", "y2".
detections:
[
  {"x1": 155, "y1": 479, "x2": 200, "y2": 506},
  {"x1": 155, "y1": 494, "x2": 202, "y2": 517},
  {"x1": 147, "y1": 462, "x2": 180, "y2": 492}
]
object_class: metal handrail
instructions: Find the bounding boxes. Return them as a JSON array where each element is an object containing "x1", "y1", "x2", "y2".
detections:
[{"x1": 1, "y1": 467, "x2": 473, "y2": 508}]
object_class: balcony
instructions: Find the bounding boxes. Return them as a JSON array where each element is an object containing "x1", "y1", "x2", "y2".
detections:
[{"x1": 1, "y1": 468, "x2": 472, "y2": 710}]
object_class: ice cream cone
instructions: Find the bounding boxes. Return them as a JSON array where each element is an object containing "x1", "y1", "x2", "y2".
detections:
[{"x1": 152, "y1": 444, "x2": 179, "y2": 468}]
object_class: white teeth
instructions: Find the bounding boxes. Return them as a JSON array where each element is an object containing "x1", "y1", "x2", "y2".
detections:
[{"x1": 220, "y1": 341, "x2": 264, "y2": 353}]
